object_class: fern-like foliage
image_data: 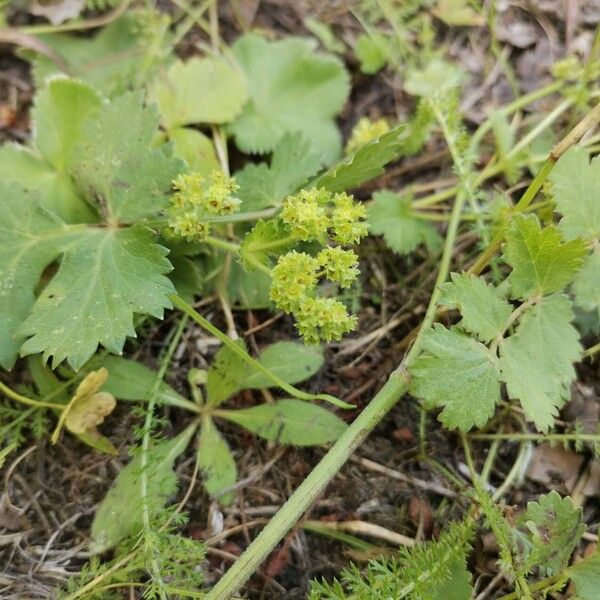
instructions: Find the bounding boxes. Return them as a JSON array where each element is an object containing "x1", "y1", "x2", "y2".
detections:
[{"x1": 309, "y1": 520, "x2": 474, "y2": 599}]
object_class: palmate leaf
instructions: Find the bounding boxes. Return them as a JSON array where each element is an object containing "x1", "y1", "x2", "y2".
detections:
[
  {"x1": 230, "y1": 34, "x2": 349, "y2": 163},
  {"x1": 368, "y1": 190, "x2": 441, "y2": 255},
  {"x1": 502, "y1": 214, "x2": 587, "y2": 300},
  {"x1": 498, "y1": 294, "x2": 581, "y2": 432},
  {"x1": 235, "y1": 133, "x2": 323, "y2": 211},
  {"x1": 19, "y1": 227, "x2": 174, "y2": 369},
  {"x1": 70, "y1": 91, "x2": 181, "y2": 224},
  {"x1": 28, "y1": 13, "x2": 157, "y2": 96},
  {"x1": 409, "y1": 325, "x2": 500, "y2": 431},
  {"x1": 440, "y1": 273, "x2": 512, "y2": 343},
  {"x1": 0, "y1": 78, "x2": 101, "y2": 223},
  {"x1": 0, "y1": 83, "x2": 183, "y2": 370}
]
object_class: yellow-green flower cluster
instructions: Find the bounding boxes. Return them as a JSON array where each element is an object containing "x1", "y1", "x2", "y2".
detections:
[
  {"x1": 280, "y1": 189, "x2": 369, "y2": 245},
  {"x1": 169, "y1": 170, "x2": 240, "y2": 242},
  {"x1": 265, "y1": 188, "x2": 369, "y2": 343},
  {"x1": 269, "y1": 248, "x2": 360, "y2": 344},
  {"x1": 345, "y1": 117, "x2": 390, "y2": 154}
]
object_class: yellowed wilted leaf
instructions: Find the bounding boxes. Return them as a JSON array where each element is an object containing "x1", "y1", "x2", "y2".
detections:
[
  {"x1": 52, "y1": 368, "x2": 116, "y2": 443},
  {"x1": 66, "y1": 391, "x2": 116, "y2": 434}
]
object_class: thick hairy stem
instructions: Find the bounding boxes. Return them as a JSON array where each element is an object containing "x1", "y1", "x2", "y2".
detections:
[{"x1": 204, "y1": 185, "x2": 469, "y2": 600}]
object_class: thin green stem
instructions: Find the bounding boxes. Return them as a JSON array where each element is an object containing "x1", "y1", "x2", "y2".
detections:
[
  {"x1": 170, "y1": 295, "x2": 348, "y2": 408},
  {"x1": 205, "y1": 138, "x2": 469, "y2": 599},
  {"x1": 139, "y1": 316, "x2": 188, "y2": 599},
  {"x1": 205, "y1": 236, "x2": 240, "y2": 253},
  {"x1": 584, "y1": 341, "x2": 600, "y2": 358},
  {"x1": 471, "y1": 432, "x2": 600, "y2": 442},
  {"x1": 0, "y1": 379, "x2": 65, "y2": 411}
]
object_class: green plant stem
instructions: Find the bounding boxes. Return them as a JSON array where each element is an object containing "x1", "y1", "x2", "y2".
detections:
[
  {"x1": 16, "y1": 0, "x2": 132, "y2": 34},
  {"x1": 170, "y1": 295, "x2": 349, "y2": 408},
  {"x1": 494, "y1": 573, "x2": 566, "y2": 600},
  {"x1": 205, "y1": 236, "x2": 240, "y2": 253},
  {"x1": 471, "y1": 432, "x2": 600, "y2": 442},
  {"x1": 0, "y1": 379, "x2": 65, "y2": 410},
  {"x1": 205, "y1": 165, "x2": 469, "y2": 600},
  {"x1": 206, "y1": 373, "x2": 409, "y2": 600},
  {"x1": 139, "y1": 315, "x2": 188, "y2": 600},
  {"x1": 584, "y1": 342, "x2": 600, "y2": 358}
]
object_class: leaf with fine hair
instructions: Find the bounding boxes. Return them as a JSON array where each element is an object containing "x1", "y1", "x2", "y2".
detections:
[
  {"x1": 409, "y1": 325, "x2": 500, "y2": 431},
  {"x1": 90, "y1": 424, "x2": 196, "y2": 553},
  {"x1": 502, "y1": 214, "x2": 587, "y2": 300},
  {"x1": 498, "y1": 294, "x2": 581, "y2": 432},
  {"x1": 549, "y1": 146, "x2": 600, "y2": 241},
  {"x1": 368, "y1": 190, "x2": 441, "y2": 255},
  {"x1": 518, "y1": 491, "x2": 585, "y2": 575},
  {"x1": 151, "y1": 57, "x2": 248, "y2": 129},
  {"x1": 439, "y1": 273, "x2": 513, "y2": 343},
  {"x1": 235, "y1": 133, "x2": 323, "y2": 210}
]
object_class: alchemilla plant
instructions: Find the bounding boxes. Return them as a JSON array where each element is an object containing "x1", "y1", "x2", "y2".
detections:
[{"x1": 0, "y1": 3, "x2": 599, "y2": 600}]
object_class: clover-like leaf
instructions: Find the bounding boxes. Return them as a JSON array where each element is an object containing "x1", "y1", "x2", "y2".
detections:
[
  {"x1": 230, "y1": 34, "x2": 349, "y2": 163},
  {"x1": 409, "y1": 325, "x2": 500, "y2": 431},
  {"x1": 503, "y1": 214, "x2": 587, "y2": 300},
  {"x1": 498, "y1": 294, "x2": 581, "y2": 432}
]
